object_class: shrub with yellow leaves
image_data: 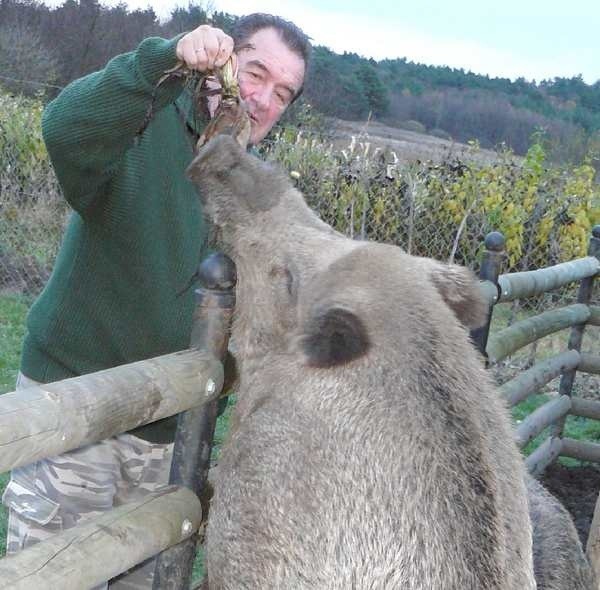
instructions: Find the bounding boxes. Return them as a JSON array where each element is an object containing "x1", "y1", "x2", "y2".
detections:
[{"x1": 262, "y1": 124, "x2": 599, "y2": 274}]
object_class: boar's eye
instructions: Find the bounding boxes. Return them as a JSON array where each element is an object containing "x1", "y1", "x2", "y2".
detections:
[
  {"x1": 268, "y1": 265, "x2": 298, "y2": 302},
  {"x1": 301, "y1": 306, "x2": 370, "y2": 368},
  {"x1": 284, "y1": 267, "x2": 295, "y2": 297}
]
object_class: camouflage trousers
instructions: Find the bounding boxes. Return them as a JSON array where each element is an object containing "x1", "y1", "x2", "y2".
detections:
[{"x1": 2, "y1": 372, "x2": 174, "y2": 589}]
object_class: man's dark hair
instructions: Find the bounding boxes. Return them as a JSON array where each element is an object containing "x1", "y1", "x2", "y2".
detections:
[{"x1": 232, "y1": 13, "x2": 312, "y2": 100}]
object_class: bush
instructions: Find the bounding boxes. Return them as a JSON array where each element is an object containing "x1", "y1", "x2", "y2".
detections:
[
  {"x1": 398, "y1": 119, "x2": 426, "y2": 134},
  {"x1": 429, "y1": 127, "x2": 452, "y2": 140},
  {"x1": 0, "y1": 23, "x2": 59, "y2": 97},
  {"x1": 0, "y1": 88, "x2": 67, "y2": 294},
  {"x1": 261, "y1": 122, "x2": 599, "y2": 273},
  {"x1": 2, "y1": 94, "x2": 599, "y2": 297}
]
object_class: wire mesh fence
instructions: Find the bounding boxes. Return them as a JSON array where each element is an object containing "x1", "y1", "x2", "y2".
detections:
[
  {"x1": 1, "y1": 120, "x2": 599, "y2": 402},
  {"x1": 1, "y1": 141, "x2": 67, "y2": 296},
  {"x1": 2, "y1": 126, "x2": 596, "y2": 304}
]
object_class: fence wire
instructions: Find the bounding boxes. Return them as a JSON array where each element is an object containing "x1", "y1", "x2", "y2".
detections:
[
  {"x1": 1, "y1": 142, "x2": 67, "y2": 295},
  {"x1": 1, "y1": 127, "x2": 598, "y2": 400},
  {"x1": 1, "y1": 128, "x2": 595, "y2": 315}
]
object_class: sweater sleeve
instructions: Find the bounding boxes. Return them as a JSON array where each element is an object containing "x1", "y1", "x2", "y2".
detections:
[{"x1": 42, "y1": 35, "x2": 185, "y2": 216}]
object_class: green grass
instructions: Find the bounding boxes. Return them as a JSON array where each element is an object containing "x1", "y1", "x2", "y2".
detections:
[
  {"x1": 492, "y1": 301, "x2": 600, "y2": 466},
  {"x1": 512, "y1": 391, "x2": 600, "y2": 468},
  {"x1": 0, "y1": 292, "x2": 30, "y2": 556},
  {"x1": 0, "y1": 293, "x2": 29, "y2": 395}
]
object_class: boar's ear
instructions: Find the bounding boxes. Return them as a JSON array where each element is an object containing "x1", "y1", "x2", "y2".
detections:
[
  {"x1": 186, "y1": 135, "x2": 243, "y2": 184},
  {"x1": 428, "y1": 262, "x2": 488, "y2": 329},
  {"x1": 300, "y1": 305, "x2": 370, "y2": 368}
]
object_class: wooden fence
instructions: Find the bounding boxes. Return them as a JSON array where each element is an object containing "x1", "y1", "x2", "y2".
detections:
[
  {"x1": 472, "y1": 225, "x2": 600, "y2": 476},
  {"x1": 472, "y1": 224, "x2": 600, "y2": 581},
  {"x1": 0, "y1": 252, "x2": 236, "y2": 589},
  {"x1": 0, "y1": 225, "x2": 598, "y2": 588}
]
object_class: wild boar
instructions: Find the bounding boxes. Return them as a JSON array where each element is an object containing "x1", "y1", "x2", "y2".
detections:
[
  {"x1": 528, "y1": 474, "x2": 596, "y2": 589},
  {"x1": 188, "y1": 135, "x2": 536, "y2": 589}
]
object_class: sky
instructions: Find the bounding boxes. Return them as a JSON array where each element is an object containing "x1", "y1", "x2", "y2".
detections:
[{"x1": 46, "y1": 0, "x2": 600, "y2": 84}]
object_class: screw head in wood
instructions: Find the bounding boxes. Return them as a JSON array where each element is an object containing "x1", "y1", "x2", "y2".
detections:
[
  {"x1": 206, "y1": 378, "x2": 216, "y2": 396},
  {"x1": 181, "y1": 519, "x2": 194, "y2": 536}
]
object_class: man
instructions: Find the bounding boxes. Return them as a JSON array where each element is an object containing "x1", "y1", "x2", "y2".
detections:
[{"x1": 2, "y1": 13, "x2": 310, "y2": 588}]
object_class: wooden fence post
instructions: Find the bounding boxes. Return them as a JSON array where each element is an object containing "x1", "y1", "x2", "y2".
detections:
[
  {"x1": 470, "y1": 231, "x2": 505, "y2": 360},
  {"x1": 576, "y1": 225, "x2": 600, "y2": 585},
  {"x1": 152, "y1": 252, "x2": 236, "y2": 589},
  {"x1": 553, "y1": 225, "x2": 600, "y2": 438}
]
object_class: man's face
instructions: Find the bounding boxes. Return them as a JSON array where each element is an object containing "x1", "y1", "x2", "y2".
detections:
[{"x1": 236, "y1": 27, "x2": 306, "y2": 145}]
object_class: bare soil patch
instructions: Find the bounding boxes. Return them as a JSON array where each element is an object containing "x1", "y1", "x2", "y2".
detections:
[{"x1": 542, "y1": 463, "x2": 600, "y2": 546}]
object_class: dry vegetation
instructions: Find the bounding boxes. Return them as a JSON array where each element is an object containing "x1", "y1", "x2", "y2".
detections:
[{"x1": 327, "y1": 117, "x2": 517, "y2": 167}]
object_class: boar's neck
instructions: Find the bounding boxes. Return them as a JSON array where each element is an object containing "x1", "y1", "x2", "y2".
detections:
[{"x1": 230, "y1": 263, "x2": 292, "y2": 363}]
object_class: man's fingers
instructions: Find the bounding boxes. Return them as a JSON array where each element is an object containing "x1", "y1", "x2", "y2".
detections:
[
  {"x1": 191, "y1": 46, "x2": 209, "y2": 71},
  {"x1": 176, "y1": 36, "x2": 201, "y2": 69},
  {"x1": 175, "y1": 25, "x2": 234, "y2": 72},
  {"x1": 202, "y1": 33, "x2": 221, "y2": 70},
  {"x1": 214, "y1": 35, "x2": 235, "y2": 68}
]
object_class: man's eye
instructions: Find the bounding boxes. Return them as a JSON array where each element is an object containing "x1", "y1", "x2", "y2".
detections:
[{"x1": 276, "y1": 92, "x2": 292, "y2": 106}]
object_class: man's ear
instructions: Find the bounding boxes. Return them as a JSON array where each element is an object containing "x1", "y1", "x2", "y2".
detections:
[
  {"x1": 299, "y1": 304, "x2": 371, "y2": 368},
  {"x1": 427, "y1": 261, "x2": 488, "y2": 329}
]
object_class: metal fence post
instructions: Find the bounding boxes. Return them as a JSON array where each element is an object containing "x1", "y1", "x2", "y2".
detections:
[
  {"x1": 152, "y1": 252, "x2": 236, "y2": 589},
  {"x1": 470, "y1": 231, "x2": 505, "y2": 361},
  {"x1": 552, "y1": 224, "x2": 600, "y2": 437}
]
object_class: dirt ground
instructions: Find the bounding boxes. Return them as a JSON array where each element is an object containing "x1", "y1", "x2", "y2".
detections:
[{"x1": 542, "y1": 463, "x2": 600, "y2": 546}]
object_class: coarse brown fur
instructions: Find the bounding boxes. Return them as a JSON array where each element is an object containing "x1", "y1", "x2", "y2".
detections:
[
  {"x1": 188, "y1": 135, "x2": 536, "y2": 589},
  {"x1": 528, "y1": 474, "x2": 596, "y2": 589}
]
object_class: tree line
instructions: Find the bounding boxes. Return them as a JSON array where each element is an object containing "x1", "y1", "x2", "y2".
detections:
[{"x1": 1, "y1": 0, "x2": 599, "y2": 164}]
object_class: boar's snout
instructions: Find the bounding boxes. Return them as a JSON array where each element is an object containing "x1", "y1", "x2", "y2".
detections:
[
  {"x1": 186, "y1": 135, "x2": 284, "y2": 227},
  {"x1": 186, "y1": 135, "x2": 243, "y2": 184}
]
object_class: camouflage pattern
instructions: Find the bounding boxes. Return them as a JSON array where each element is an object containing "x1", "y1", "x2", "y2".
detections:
[{"x1": 2, "y1": 372, "x2": 174, "y2": 589}]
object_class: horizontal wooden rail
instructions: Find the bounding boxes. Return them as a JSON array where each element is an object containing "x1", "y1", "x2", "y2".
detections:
[
  {"x1": 500, "y1": 350, "x2": 581, "y2": 406},
  {"x1": 560, "y1": 438, "x2": 600, "y2": 463},
  {"x1": 0, "y1": 349, "x2": 223, "y2": 473},
  {"x1": 496, "y1": 256, "x2": 600, "y2": 303},
  {"x1": 579, "y1": 353, "x2": 600, "y2": 375},
  {"x1": 525, "y1": 436, "x2": 563, "y2": 476},
  {"x1": 515, "y1": 395, "x2": 572, "y2": 448},
  {"x1": 571, "y1": 398, "x2": 600, "y2": 421},
  {"x1": 486, "y1": 304, "x2": 590, "y2": 364},
  {"x1": 0, "y1": 486, "x2": 202, "y2": 589},
  {"x1": 478, "y1": 280, "x2": 500, "y2": 306}
]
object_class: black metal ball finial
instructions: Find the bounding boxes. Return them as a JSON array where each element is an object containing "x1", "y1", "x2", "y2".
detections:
[
  {"x1": 197, "y1": 252, "x2": 237, "y2": 291},
  {"x1": 484, "y1": 231, "x2": 505, "y2": 252}
]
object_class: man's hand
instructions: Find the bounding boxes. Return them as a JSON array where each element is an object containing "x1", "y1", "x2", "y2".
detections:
[{"x1": 176, "y1": 24, "x2": 236, "y2": 72}]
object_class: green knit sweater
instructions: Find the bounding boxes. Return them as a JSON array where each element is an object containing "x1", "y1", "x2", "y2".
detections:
[{"x1": 21, "y1": 36, "x2": 209, "y2": 442}]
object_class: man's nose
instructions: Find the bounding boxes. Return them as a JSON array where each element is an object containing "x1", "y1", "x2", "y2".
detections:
[{"x1": 253, "y1": 85, "x2": 271, "y2": 110}]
